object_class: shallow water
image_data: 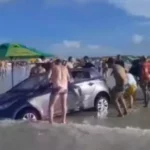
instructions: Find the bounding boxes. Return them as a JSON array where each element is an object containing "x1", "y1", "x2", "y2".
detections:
[
  {"x1": 0, "y1": 120, "x2": 150, "y2": 150},
  {"x1": 0, "y1": 66, "x2": 30, "y2": 93},
  {"x1": 0, "y1": 66, "x2": 150, "y2": 149}
]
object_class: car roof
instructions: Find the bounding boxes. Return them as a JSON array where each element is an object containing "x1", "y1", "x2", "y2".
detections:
[
  {"x1": 71, "y1": 68, "x2": 101, "y2": 78},
  {"x1": 71, "y1": 67, "x2": 95, "y2": 72}
]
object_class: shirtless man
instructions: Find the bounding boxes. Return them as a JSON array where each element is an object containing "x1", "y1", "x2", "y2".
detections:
[
  {"x1": 107, "y1": 57, "x2": 128, "y2": 117},
  {"x1": 48, "y1": 59, "x2": 71, "y2": 124}
]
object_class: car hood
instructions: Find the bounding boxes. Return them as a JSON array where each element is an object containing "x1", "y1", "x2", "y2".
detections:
[{"x1": 0, "y1": 91, "x2": 29, "y2": 104}]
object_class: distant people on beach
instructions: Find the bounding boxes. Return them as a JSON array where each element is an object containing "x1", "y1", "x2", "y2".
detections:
[
  {"x1": 67, "y1": 56, "x2": 74, "y2": 69},
  {"x1": 29, "y1": 61, "x2": 46, "y2": 77},
  {"x1": 83, "y1": 56, "x2": 95, "y2": 68},
  {"x1": 0, "y1": 61, "x2": 7, "y2": 78}
]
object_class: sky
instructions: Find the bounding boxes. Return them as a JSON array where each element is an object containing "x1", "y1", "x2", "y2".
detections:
[{"x1": 1, "y1": 0, "x2": 150, "y2": 57}]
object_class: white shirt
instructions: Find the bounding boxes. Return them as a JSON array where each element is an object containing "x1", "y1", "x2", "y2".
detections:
[
  {"x1": 126, "y1": 73, "x2": 137, "y2": 87},
  {"x1": 67, "y1": 62, "x2": 74, "y2": 69}
]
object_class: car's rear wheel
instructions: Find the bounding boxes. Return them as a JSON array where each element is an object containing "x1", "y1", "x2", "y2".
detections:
[
  {"x1": 94, "y1": 96, "x2": 108, "y2": 117},
  {"x1": 16, "y1": 108, "x2": 41, "y2": 121}
]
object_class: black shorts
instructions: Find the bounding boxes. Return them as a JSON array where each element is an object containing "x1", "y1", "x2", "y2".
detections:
[{"x1": 111, "y1": 85, "x2": 125, "y2": 100}]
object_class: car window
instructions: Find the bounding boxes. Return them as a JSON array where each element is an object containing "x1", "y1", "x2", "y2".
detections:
[
  {"x1": 90, "y1": 68, "x2": 100, "y2": 78},
  {"x1": 71, "y1": 71, "x2": 90, "y2": 82},
  {"x1": 12, "y1": 73, "x2": 49, "y2": 91}
]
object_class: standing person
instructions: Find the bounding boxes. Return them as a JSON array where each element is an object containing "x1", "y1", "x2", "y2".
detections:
[
  {"x1": 140, "y1": 56, "x2": 150, "y2": 107},
  {"x1": 99, "y1": 59, "x2": 103, "y2": 74},
  {"x1": 94, "y1": 59, "x2": 101, "y2": 73},
  {"x1": 48, "y1": 59, "x2": 71, "y2": 124},
  {"x1": 0, "y1": 60, "x2": 6, "y2": 78},
  {"x1": 115, "y1": 55, "x2": 125, "y2": 68},
  {"x1": 83, "y1": 56, "x2": 95, "y2": 68},
  {"x1": 129, "y1": 59, "x2": 141, "y2": 84},
  {"x1": 67, "y1": 56, "x2": 74, "y2": 69},
  {"x1": 124, "y1": 69, "x2": 137, "y2": 109},
  {"x1": 4, "y1": 61, "x2": 7, "y2": 76},
  {"x1": 107, "y1": 57, "x2": 128, "y2": 117},
  {"x1": 29, "y1": 62, "x2": 46, "y2": 77},
  {"x1": 102, "y1": 60, "x2": 108, "y2": 79}
]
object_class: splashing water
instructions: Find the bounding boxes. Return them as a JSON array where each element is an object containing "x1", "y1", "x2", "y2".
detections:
[{"x1": 0, "y1": 120, "x2": 149, "y2": 150}]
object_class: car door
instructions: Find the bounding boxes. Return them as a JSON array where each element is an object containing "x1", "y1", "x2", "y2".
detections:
[{"x1": 71, "y1": 70, "x2": 95, "y2": 108}]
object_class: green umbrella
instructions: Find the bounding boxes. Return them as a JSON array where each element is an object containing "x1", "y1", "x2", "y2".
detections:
[
  {"x1": 0, "y1": 43, "x2": 54, "y2": 58},
  {"x1": 0, "y1": 43, "x2": 54, "y2": 87}
]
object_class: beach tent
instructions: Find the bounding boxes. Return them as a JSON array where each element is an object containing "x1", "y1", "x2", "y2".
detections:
[{"x1": 0, "y1": 43, "x2": 54, "y2": 87}]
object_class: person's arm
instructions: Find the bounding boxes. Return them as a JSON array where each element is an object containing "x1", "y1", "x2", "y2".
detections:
[
  {"x1": 67, "y1": 68, "x2": 74, "y2": 83},
  {"x1": 49, "y1": 64, "x2": 54, "y2": 82}
]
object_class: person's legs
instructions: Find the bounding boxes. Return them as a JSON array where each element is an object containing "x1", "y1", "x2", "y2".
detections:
[
  {"x1": 128, "y1": 95, "x2": 133, "y2": 109},
  {"x1": 125, "y1": 85, "x2": 134, "y2": 109},
  {"x1": 60, "y1": 92, "x2": 68, "y2": 124},
  {"x1": 129, "y1": 85, "x2": 137, "y2": 109},
  {"x1": 112, "y1": 87, "x2": 123, "y2": 117},
  {"x1": 48, "y1": 92, "x2": 60, "y2": 124},
  {"x1": 119, "y1": 94, "x2": 128, "y2": 115},
  {"x1": 114, "y1": 97, "x2": 123, "y2": 117},
  {"x1": 140, "y1": 81, "x2": 148, "y2": 107}
]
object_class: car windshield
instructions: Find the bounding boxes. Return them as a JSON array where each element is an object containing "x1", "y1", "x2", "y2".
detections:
[{"x1": 11, "y1": 73, "x2": 50, "y2": 91}]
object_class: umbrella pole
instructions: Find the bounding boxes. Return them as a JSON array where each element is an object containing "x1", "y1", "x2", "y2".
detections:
[{"x1": 11, "y1": 60, "x2": 14, "y2": 87}]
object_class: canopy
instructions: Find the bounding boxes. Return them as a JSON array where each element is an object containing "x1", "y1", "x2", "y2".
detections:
[{"x1": 0, "y1": 43, "x2": 54, "y2": 59}]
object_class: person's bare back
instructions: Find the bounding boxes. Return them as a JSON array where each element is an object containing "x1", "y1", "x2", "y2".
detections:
[{"x1": 51, "y1": 64, "x2": 70, "y2": 90}]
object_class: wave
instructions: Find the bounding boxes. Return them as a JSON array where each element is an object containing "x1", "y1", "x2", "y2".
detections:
[{"x1": 0, "y1": 120, "x2": 149, "y2": 150}]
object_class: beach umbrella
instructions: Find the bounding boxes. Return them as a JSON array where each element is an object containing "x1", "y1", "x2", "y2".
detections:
[
  {"x1": 0, "y1": 43, "x2": 54, "y2": 87},
  {"x1": 0, "y1": 43, "x2": 54, "y2": 58}
]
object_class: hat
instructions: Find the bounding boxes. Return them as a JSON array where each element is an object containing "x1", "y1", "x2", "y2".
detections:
[{"x1": 37, "y1": 58, "x2": 43, "y2": 63}]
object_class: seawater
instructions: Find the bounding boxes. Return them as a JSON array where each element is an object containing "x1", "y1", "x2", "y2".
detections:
[{"x1": 0, "y1": 120, "x2": 150, "y2": 150}]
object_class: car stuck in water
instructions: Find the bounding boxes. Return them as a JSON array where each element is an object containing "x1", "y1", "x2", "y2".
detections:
[{"x1": 0, "y1": 68, "x2": 110, "y2": 121}]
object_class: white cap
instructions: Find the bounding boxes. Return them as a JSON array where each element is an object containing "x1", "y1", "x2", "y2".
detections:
[{"x1": 37, "y1": 58, "x2": 43, "y2": 63}]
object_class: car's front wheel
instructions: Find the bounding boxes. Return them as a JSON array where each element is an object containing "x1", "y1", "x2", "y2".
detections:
[
  {"x1": 16, "y1": 108, "x2": 41, "y2": 121},
  {"x1": 95, "y1": 96, "x2": 108, "y2": 117}
]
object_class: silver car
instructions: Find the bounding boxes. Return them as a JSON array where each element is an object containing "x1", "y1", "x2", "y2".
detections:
[{"x1": 0, "y1": 68, "x2": 110, "y2": 121}]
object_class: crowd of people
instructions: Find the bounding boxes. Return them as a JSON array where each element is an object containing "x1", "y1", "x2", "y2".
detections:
[
  {"x1": 0, "y1": 61, "x2": 8, "y2": 78},
  {"x1": 0, "y1": 60, "x2": 30, "y2": 79},
  {"x1": 28, "y1": 54, "x2": 150, "y2": 123}
]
